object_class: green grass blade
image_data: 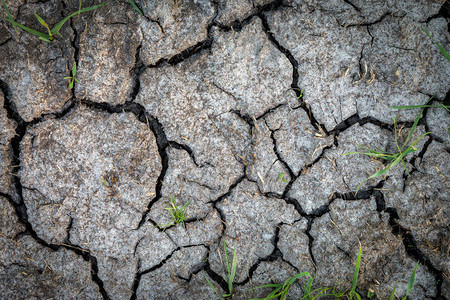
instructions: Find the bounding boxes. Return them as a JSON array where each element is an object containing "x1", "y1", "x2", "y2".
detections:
[
  {"x1": 229, "y1": 245, "x2": 237, "y2": 294},
  {"x1": 422, "y1": 27, "x2": 450, "y2": 62},
  {"x1": 128, "y1": 0, "x2": 144, "y2": 16},
  {"x1": 78, "y1": 0, "x2": 82, "y2": 16},
  {"x1": 393, "y1": 104, "x2": 449, "y2": 109},
  {"x1": 34, "y1": 13, "x2": 52, "y2": 39},
  {"x1": 410, "y1": 132, "x2": 431, "y2": 147},
  {"x1": 2, "y1": 16, "x2": 50, "y2": 40},
  {"x1": 350, "y1": 243, "x2": 362, "y2": 300},
  {"x1": 1, "y1": 0, "x2": 16, "y2": 32},
  {"x1": 402, "y1": 108, "x2": 424, "y2": 149},
  {"x1": 72, "y1": 62, "x2": 77, "y2": 76},
  {"x1": 390, "y1": 281, "x2": 397, "y2": 300},
  {"x1": 51, "y1": 2, "x2": 107, "y2": 35},
  {"x1": 402, "y1": 262, "x2": 419, "y2": 300},
  {"x1": 205, "y1": 275, "x2": 220, "y2": 298},
  {"x1": 181, "y1": 200, "x2": 191, "y2": 210}
]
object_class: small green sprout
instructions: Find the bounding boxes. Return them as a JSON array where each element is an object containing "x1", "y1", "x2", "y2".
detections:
[
  {"x1": 278, "y1": 172, "x2": 289, "y2": 184},
  {"x1": 344, "y1": 98, "x2": 431, "y2": 194},
  {"x1": 0, "y1": 1, "x2": 107, "y2": 42},
  {"x1": 349, "y1": 243, "x2": 362, "y2": 300},
  {"x1": 64, "y1": 62, "x2": 79, "y2": 89},
  {"x1": 157, "y1": 196, "x2": 191, "y2": 230},
  {"x1": 206, "y1": 240, "x2": 237, "y2": 299}
]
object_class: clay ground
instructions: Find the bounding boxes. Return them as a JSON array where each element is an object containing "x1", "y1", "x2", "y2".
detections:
[{"x1": 0, "y1": 0, "x2": 449, "y2": 299}]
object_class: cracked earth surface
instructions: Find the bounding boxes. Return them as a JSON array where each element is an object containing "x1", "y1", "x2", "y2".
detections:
[{"x1": 0, "y1": 0, "x2": 449, "y2": 299}]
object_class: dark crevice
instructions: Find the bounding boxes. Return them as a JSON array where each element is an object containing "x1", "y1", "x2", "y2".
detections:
[
  {"x1": 64, "y1": 216, "x2": 73, "y2": 243},
  {"x1": 168, "y1": 140, "x2": 199, "y2": 167},
  {"x1": 422, "y1": 1, "x2": 450, "y2": 27},
  {"x1": 265, "y1": 122, "x2": 295, "y2": 180},
  {"x1": 213, "y1": 0, "x2": 282, "y2": 31},
  {"x1": 130, "y1": 247, "x2": 178, "y2": 300},
  {"x1": 385, "y1": 207, "x2": 445, "y2": 299},
  {"x1": 340, "y1": 12, "x2": 391, "y2": 28},
  {"x1": 147, "y1": 21, "x2": 215, "y2": 68},
  {"x1": 305, "y1": 218, "x2": 317, "y2": 267},
  {"x1": 129, "y1": 44, "x2": 145, "y2": 102},
  {"x1": 342, "y1": 0, "x2": 360, "y2": 12},
  {"x1": 0, "y1": 37, "x2": 12, "y2": 47},
  {"x1": 258, "y1": 12, "x2": 324, "y2": 133},
  {"x1": 236, "y1": 223, "x2": 289, "y2": 286},
  {"x1": 204, "y1": 258, "x2": 230, "y2": 294},
  {"x1": 256, "y1": 103, "x2": 286, "y2": 120},
  {"x1": 330, "y1": 113, "x2": 393, "y2": 135},
  {"x1": 68, "y1": 17, "x2": 79, "y2": 97}
]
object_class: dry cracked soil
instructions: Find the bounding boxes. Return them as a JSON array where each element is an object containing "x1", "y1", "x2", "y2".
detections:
[{"x1": 0, "y1": 0, "x2": 449, "y2": 299}]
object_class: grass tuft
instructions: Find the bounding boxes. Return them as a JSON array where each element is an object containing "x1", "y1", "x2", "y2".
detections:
[
  {"x1": 248, "y1": 243, "x2": 419, "y2": 300},
  {"x1": 344, "y1": 98, "x2": 431, "y2": 194},
  {"x1": 206, "y1": 240, "x2": 237, "y2": 299},
  {"x1": 64, "y1": 62, "x2": 79, "y2": 89},
  {"x1": 157, "y1": 196, "x2": 191, "y2": 230},
  {"x1": 0, "y1": 1, "x2": 107, "y2": 42}
]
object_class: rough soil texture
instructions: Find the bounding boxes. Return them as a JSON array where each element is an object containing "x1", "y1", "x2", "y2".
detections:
[{"x1": 0, "y1": 0, "x2": 449, "y2": 299}]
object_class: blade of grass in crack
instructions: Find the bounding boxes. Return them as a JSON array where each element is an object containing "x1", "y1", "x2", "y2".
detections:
[
  {"x1": 402, "y1": 262, "x2": 419, "y2": 300},
  {"x1": 34, "y1": 13, "x2": 52, "y2": 40},
  {"x1": 349, "y1": 244, "x2": 362, "y2": 300},
  {"x1": 223, "y1": 241, "x2": 237, "y2": 296},
  {"x1": 422, "y1": 27, "x2": 450, "y2": 62},
  {"x1": 1, "y1": 0, "x2": 16, "y2": 32},
  {"x1": 128, "y1": 0, "x2": 144, "y2": 16},
  {"x1": 50, "y1": 2, "x2": 107, "y2": 36}
]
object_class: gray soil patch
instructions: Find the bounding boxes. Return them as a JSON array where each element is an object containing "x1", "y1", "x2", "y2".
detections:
[{"x1": 1, "y1": 0, "x2": 448, "y2": 299}]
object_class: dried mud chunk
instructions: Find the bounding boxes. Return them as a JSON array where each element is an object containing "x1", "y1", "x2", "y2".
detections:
[
  {"x1": 247, "y1": 118, "x2": 292, "y2": 195},
  {"x1": 288, "y1": 123, "x2": 392, "y2": 213},
  {"x1": 214, "y1": 0, "x2": 273, "y2": 25},
  {"x1": 0, "y1": 197, "x2": 101, "y2": 299},
  {"x1": 385, "y1": 141, "x2": 449, "y2": 280},
  {"x1": 285, "y1": 0, "x2": 443, "y2": 24},
  {"x1": 0, "y1": 1, "x2": 74, "y2": 122},
  {"x1": 136, "y1": 246, "x2": 208, "y2": 299},
  {"x1": 209, "y1": 18, "x2": 292, "y2": 117},
  {"x1": 211, "y1": 180, "x2": 300, "y2": 282},
  {"x1": 19, "y1": 106, "x2": 163, "y2": 299},
  {"x1": 76, "y1": 2, "x2": 142, "y2": 104},
  {"x1": 427, "y1": 105, "x2": 450, "y2": 147},
  {"x1": 266, "y1": 8, "x2": 449, "y2": 130},
  {"x1": 19, "y1": 106, "x2": 161, "y2": 244},
  {"x1": 138, "y1": 0, "x2": 215, "y2": 65},
  {"x1": 0, "y1": 91, "x2": 16, "y2": 194},
  {"x1": 265, "y1": 8, "x2": 367, "y2": 130},
  {"x1": 265, "y1": 105, "x2": 334, "y2": 175},
  {"x1": 137, "y1": 18, "x2": 291, "y2": 199},
  {"x1": 356, "y1": 17, "x2": 450, "y2": 124},
  {"x1": 310, "y1": 199, "x2": 437, "y2": 299},
  {"x1": 277, "y1": 219, "x2": 314, "y2": 273}
]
